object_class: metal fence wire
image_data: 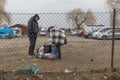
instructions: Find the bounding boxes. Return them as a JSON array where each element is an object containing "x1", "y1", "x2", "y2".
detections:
[{"x1": 0, "y1": 12, "x2": 120, "y2": 73}]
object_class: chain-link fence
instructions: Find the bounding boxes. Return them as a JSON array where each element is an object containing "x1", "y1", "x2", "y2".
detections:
[{"x1": 0, "y1": 11, "x2": 120, "y2": 74}]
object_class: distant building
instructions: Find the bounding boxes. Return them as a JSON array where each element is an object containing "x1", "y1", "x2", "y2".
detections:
[{"x1": 10, "y1": 24, "x2": 28, "y2": 35}]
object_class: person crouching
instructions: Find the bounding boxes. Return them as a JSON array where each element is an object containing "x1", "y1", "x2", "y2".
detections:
[{"x1": 47, "y1": 26, "x2": 67, "y2": 60}]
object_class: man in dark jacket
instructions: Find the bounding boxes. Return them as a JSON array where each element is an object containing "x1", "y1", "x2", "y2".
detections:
[{"x1": 28, "y1": 14, "x2": 40, "y2": 57}]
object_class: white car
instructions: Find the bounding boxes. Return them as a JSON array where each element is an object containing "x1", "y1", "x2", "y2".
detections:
[
  {"x1": 96, "y1": 28, "x2": 120, "y2": 40},
  {"x1": 71, "y1": 30, "x2": 81, "y2": 36},
  {"x1": 12, "y1": 27, "x2": 22, "y2": 37},
  {"x1": 39, "y1": 28, "x2": 46, "y2": 36},
  {"x1": 91, "y1": 28, "x2": 112, "y2": 39}
]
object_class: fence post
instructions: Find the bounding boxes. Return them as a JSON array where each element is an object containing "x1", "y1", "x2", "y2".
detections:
[{"x1": 111, "y1": 9, "x2": 116, "y2": 69}]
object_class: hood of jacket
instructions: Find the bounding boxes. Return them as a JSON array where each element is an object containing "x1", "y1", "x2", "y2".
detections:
[{"x1": 33, "y1": 14, "x2": 40, "y2": 20}]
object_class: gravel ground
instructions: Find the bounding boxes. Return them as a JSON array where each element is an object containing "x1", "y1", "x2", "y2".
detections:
[{"x1": 0, "y1": 36, "x2": 120, "y2": 73}]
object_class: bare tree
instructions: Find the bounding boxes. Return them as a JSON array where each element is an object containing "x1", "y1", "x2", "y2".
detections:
[
  {"x1": 66, "y1": 8, "x2": 96, "y2": 30},
  {"x1": 85, "y1": 10, "x2": 96, "y2": 25},
  {"x1": 0, "y1": 0, "x2": 11, "y2": 26},
  {"x1": 107, "y1": 0, "x2": 120, "y2": 27}
]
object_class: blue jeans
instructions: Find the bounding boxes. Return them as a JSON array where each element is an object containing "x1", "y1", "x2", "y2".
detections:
[
  {"x1": 52, "y1": 46, "x2": 58, "y2": 57},
  {"x1": 56, "y1": 43, "x2": 62, "y2": 59}
]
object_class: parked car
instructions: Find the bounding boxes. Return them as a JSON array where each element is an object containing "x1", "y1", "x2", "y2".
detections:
[
  {"x1": 84, "y1": 25, "x2": 105, "y2": 34},
  {"x1": 0, "y1": 27, "x2": 14, "y2": 39},
  {"x1": 91, "y1": 28, "x2": 112, "y2": 39},
  {"x1": 71, "y1": 30, "x2": 81, "y2": 36},
  {"x1": 84, "y1": 29, "x2": 98, "y2": 38},
  {"x1": 96, "y1": 28, "x2": 120, "y2": 40},
  {"x1": 39, "y1": 28, "x2": 46, "y2": 36},
  {"x1": 12, "y1": 27, "x2": 22, "y2": 37},
  {"x1": 77, "y1": 30, "x2": 85, "y2": 37}
]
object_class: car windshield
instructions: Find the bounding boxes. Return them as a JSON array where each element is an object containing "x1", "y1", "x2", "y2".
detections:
[
  {"x1": 91, "y1": 29, "x2": 100, "y2": 33},
  {"x1": 100, "y1": 28, "x2": 111, "y2": 32},
  {"x1": 41, "y1": 30, "x2": 46, "y2": 32}
]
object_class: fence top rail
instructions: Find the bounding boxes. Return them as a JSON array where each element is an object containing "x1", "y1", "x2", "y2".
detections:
[{"x1": 8, "y1": 12, "x2": 113, "y2": 15}]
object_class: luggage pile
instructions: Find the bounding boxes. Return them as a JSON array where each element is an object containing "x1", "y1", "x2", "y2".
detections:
[{"x1": 36, "y1": 43, "x2": 57, "y2": 60}]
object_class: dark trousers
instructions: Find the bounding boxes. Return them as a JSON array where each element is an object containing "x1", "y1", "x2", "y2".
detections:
[
  {"x1": 28, "y1": 36, "x2": 37, "y2": 56},
  {"x1": 56, "y1": 43, "x2": 62, "y2": 58}
]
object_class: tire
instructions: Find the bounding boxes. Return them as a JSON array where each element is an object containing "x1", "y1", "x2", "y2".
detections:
[
  {"x1": 102, "y1": 35, "x2": 107, "y2": 40},
  {"x1": 5, "y1": 35, "x2": 12, "y2": 39}
]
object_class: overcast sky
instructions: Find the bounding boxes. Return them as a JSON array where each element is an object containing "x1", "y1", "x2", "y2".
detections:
[{"x1": 5, "y1": 0, "x2": 108, "y2": 13}]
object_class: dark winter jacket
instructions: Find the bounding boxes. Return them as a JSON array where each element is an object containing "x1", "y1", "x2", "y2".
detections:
[{"x1": 28, "y1": 14, "x2": 39, "y2": 37}]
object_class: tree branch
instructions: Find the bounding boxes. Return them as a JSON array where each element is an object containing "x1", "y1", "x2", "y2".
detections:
[{"x1": 78, "y1": 18, "x2": 87, "y2": 27}]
